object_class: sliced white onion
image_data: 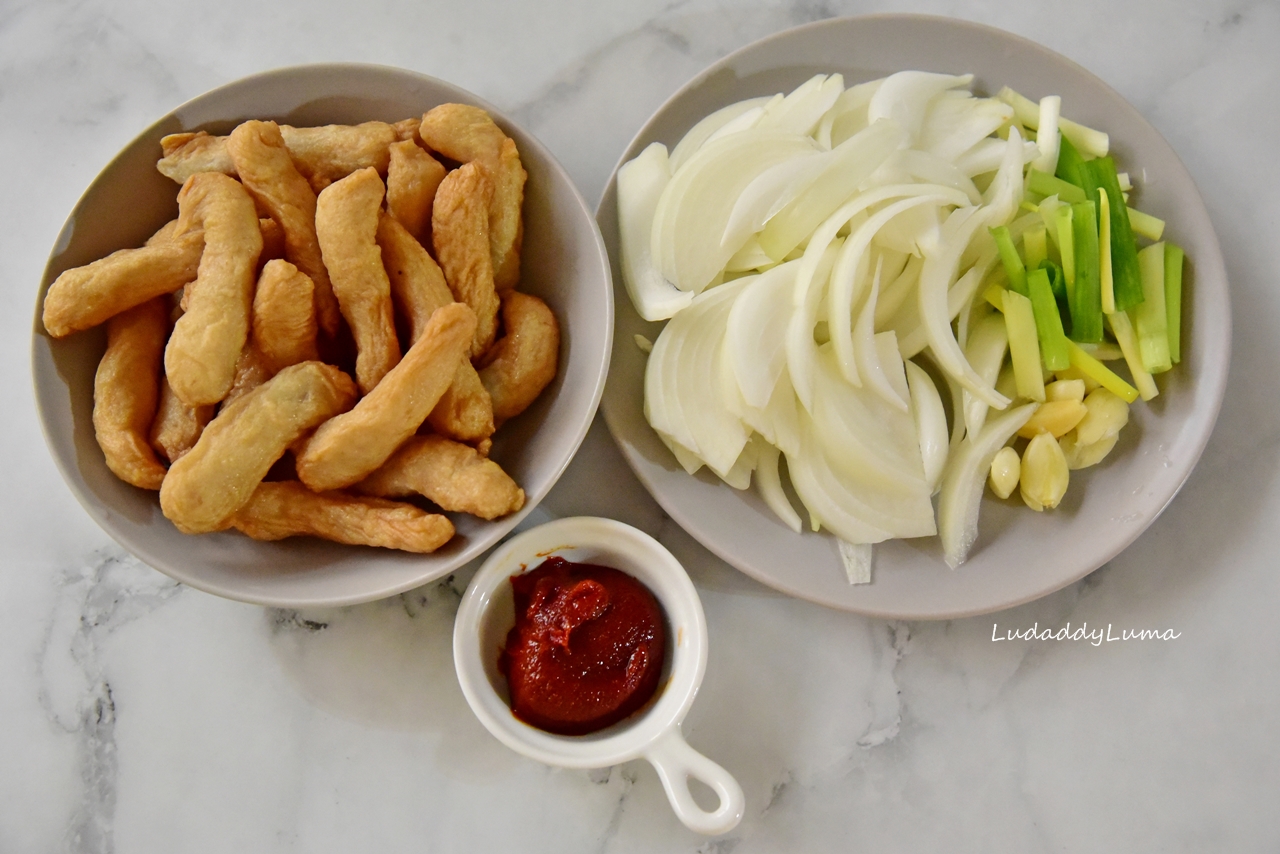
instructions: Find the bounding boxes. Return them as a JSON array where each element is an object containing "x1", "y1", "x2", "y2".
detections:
[
  {"x1": 753, "y1": 437, "x2": 802, "y2": 532},
  {"x1": 867, "y1": 71, "x2": 973, "y2": 145},
  {"x1": 838, "y1": 539, "x2": 873, "y2": 584},
  {"x1": 937, "y1": 402, "x2": 1036, "y2": 567},
  {"x1": 757, "y1": 73, "x2": 845, "y2": 136},
  {"x1": 669, "y1": 96, "x2": 771, "y2": 173},
  {"x1": 617, "y1": 142, "x2": 692, "y2": 321},
  {"x1": 904, "y1": 360, "x2": 949, "y2": 492}
]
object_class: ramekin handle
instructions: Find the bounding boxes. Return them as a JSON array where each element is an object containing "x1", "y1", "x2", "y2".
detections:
[{"x1": 644, "y1": 726, "x2": 744, "y2": 835}]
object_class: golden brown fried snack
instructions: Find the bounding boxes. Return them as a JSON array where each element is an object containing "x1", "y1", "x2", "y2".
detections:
[
  {"x1": 227, "y1": 120, "x2": 341, "y2": 339},
  {"x1": 295, "y1": 303, "x2": 475, "y2": 492},
  {"x1": 386, "y1": 139, "x2": 445, "y2": 242},
  {"x1": 93, "y1": 298, "x2": 170, "y2": 490},
  {"x1": 419, "y1": 103, "x2": 526, "y2": 289},
  {"x1": 252, "y1": 259, "x2": 319, "y2": 373},
  {"x1": 316, "y1": 167, "x2": 401, "y2": 393},
  {"x1": 156, "y1": 131, "x2": 235, "y2": 183},
  {"x1": 164, "y1": 173, "x2": 263, "y2": 407},
  {"x1": 479, "y1": 291, "x2": 559, "y2": 424},
  {"x1": 150, "y1": 375, "x2": 214, "y2": 464},
  {"x1": 357, "y1": 435, "x2": 523, "y2": 520},
  {"x1": 222, "y1": 345, "x2": 273, "y2": 407},
  {"x1": 428, "y1": 360, "x2": 494, "y2": 446},
  {"x1": 159, "y1": 361, "x2": 357, "y2": 533},
  {"x1": 158, "y1": 123, "x2": 399, "y2": 191},
  {"x1": 42, "y1": 220, "x2": 202, "y2": 338},
  {"x1": 432, "y1": 161, "x2": 499, "y2": 357},
  {"x1": 376, "y1": 212, "x2": 452, "y2": 341},
  {"x1": 230, "y1": 481, "x2": 455, "y2": 552},
  {"x1": 391, "y1": 117, "x2": 422, "y2": 143},
  {"x1": 280, "y1": 122, "x2": 397, "y2": 191}
]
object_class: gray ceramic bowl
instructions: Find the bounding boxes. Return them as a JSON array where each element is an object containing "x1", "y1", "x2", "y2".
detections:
[
  {"x1": 598, "y1": 15, "x2": 1230, "y2": 619},
  {"x1": 33, "y1": 64, "x2": 613, "y2": 607}
]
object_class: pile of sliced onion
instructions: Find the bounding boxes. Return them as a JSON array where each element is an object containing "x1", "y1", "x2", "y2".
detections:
[{"x1": 618, "y1": 71, "x2": 1047, "y2": 579}]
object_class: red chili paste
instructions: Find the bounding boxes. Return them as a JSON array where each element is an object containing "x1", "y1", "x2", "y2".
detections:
[{"x1": 499, "y1": 556, "x2": 666, "y2": 735}]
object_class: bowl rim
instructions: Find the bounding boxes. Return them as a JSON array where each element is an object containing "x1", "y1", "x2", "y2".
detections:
[{"x1": 31, "y1": 62, "x2": 615, "y2": 607}]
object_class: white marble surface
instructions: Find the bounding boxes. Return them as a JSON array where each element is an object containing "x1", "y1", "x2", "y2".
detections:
[{"x1": 4, "y1": 0, "x2": 1279, "y2": 850}]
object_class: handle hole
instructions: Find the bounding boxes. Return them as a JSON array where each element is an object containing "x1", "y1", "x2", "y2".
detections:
[{"x1": 687, "y1": 775, "x2": 721, "y2": 812}]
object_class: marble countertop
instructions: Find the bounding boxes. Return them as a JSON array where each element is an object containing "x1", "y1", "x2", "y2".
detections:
[{"x1": 4, "y1": 0, "x2": 1278, "y2": 850}]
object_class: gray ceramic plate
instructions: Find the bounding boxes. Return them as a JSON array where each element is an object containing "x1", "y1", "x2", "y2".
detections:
[
  {"x1": 597, "y1": 15, "x2": 1230, "y2": 619},
  {"x1": 33, "y1": 64, "x2": 613, "y2": 608}
]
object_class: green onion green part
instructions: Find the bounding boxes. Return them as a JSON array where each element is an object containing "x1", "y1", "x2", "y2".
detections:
[
  {"x1": 1027, "y1": 268, "x2": 1071, "y2": 371},
  {"x1": 990, "y1": 225, "x2": 1028, "y2": 295},
  {"x1": 1069, "y1": 199, "x2": 1103, "y2": 343},
  {"x1": 1165, "y1": 242, "x2": 1184, "y2": 364}
]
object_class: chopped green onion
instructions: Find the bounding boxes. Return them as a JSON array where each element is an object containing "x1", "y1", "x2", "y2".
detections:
[
  {"x1": 995, "y1": 86, "x2": 1110, "y2": 157},
  {"x1": 1027, "y1": 268, "x2": 1070, "y2": 371},
  {"x1": 1128, "y1": 207, "x2": 1166, "y2": 241},
  {"x1": 990, "y1": 225, "x2": 1027, "y2": 295},
  {"x1": 1028, "y1": 169, "x2": 1086, "y2": 203},
  {"x1": 1002, "y1": 289, "x2": 1046, "y2": 402},
  {"x1": 1134, "y1": 242, "x2": 1172, "y2": 373},
  {"x1": 1037, "y1": 259, "x2": 1070, "y2": 326},
  {"x1": 1079, "y1": 157, "x2": 1144, "y2": 312},
  {"x1": 1165, "y1": 242, "x2": 1184, "y2": 364},
  {"x1": 1055, "y1": 131, "x2": 1088, "y2": 186},
  {"x1": 1054, "y1": 203, "x2": 1075, "y2": 286},
  {"x1": 1065, "y1": 341, "x2": 1139, "y2": 403},
  {"x1": 1098, "y1": 188, "x2": 1115, "y2": 314},
  {"x1": 1069, "y1": 199, "x2": 1103, "y2": 343},
  {"x1": 1024, "y1": 226, "x2": 1048, "y2": 268},
  {"x1": 1106, "y1": 310, "x2": 1159, "y2": 401}
]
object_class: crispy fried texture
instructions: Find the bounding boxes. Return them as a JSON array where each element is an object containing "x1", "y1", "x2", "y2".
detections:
[
  {"x1": 253, "y1": 259, "x2": 319, "y2": 373},
  {"x1": 43, "y1": 220, "x2": 202, "y2": 338},
  {"x1": 428, "y1": 360, "x2": 494, "y2": 445},
  {"x1": 432, "y1": 162, "x2": 499, "y2": 357},
  {"x1": 222, "y1": 345, "x2": 273, "y2": 407},
  {"x1": 227, "y1": 120, "x2": 341, "y2": 338},
  {"x1": 280, "y1": 123, "x2": 396, "y2": 191},
  {"x1": 386, "y1": 140, "x2": 445, "y2": 242},
  {"x1": 357, "y1": 435, "x2": 523, "y2": 520},
  {"x1": 150, "y1": 374, "x2": 214, "y2": 464},
  {"x1": 165, "y1": 173, "x2": 263, "y2": 406},
  {"x1": 376, "y1": 212, "x2": 453, "y2": 342},
  {"x1": 156, "y1": 131, "x2": 235, "y2": 183},
  {"x1": 419, "y1": 103, "x2": 526, "y2": 289},
  {"x1": 479, "y1": 291, "x2": 559, "y2": 423},
  {"x1": 316, "y1": 167, "x2": 401, "y2": 394},
  {"x1": 391, "y1": 117, "x2": 422, "y2": 143},
  {"x1": 93, "y1": 298, "x2": 170, "y2": 489},
  {"x1": 159, "y1": 361, "x2": 357, "y2": 533},
  {"x1": 158, "y1": 124, "x2": 399, "y2": 191},
  {"x1": 295, "y1": 303, "x2": 475, "y2": 492},
  {"x1": 230, "y1": 481, "x2": 455, "y2": 552}
]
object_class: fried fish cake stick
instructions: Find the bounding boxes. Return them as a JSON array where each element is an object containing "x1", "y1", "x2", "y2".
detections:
[
  {"x1": 419, "y1": 104, "x2": 526, "y2": 289},
  {"x1": 357, "y1": 435, "x2": 524, "y2": 520},
  {"x1": 428, "y1": 361, "x2": 494, "y2": 445},
  {"x1": 159, "y1": 361, "x2": 357, "y2": 533},
  {"x1": 158, "y1": 123, "x2": 399, "y2": 190},
  {"x1": 165, "y1": 173, "x2": 263, "y2": 406},
  {"x1": 479, "y1": 291, "x2": 560, "y2": 423},
  {"x1": 296, "y1": 303, "x2": 475, "y2": 492},
  {"x1": 42, "y1": 220, "x2": 202, "y2": 338},
  {"x1": 150, "y1": 374, "x2": 214, "y2": 464},
  {"x1": 93, "y1": 298, "x2": 170, "y2": 490},
  {"x1": 386, "y1": 140, "x2": 445, "y2": 242},
  {"x1": 156, "y1": 131, "x2": 235, "y2": 183},
  {"x1": 432, "y1": 162, "x2": 499, "y2": 357},
  {"x1": 376, "y1": 212, "x2": 452, "y2": 341},
  {"x1": 376, "y1": 213, "x2": 494, "y2": 444},
  {"x1": 316, "y1": 167, "x2": 401, "y2": 393},
  {"x1": 252, "y1": 259, "x2": 319, "y2": 373},
  {"x1": 227, "y1": 120, "x2": 341, "y2": 339},
  {"x1": 230, "y1": 481, "x2": 455, "y2": 553}
]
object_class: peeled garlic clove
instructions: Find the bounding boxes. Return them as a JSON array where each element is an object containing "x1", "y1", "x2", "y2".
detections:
[
  {"x1": 988, "y1": 445, "x2": 1020, "y2": 499},
  {"x1": 1044, "y1": 378, "x2": 1086, "y2": 403},
  {"x1": 1016, "y1": 399, "x2": 1089, "y2": 439},
  {"x1": 1076, "y1": 388, "x2": 1130, "y2": 446},
  {"x1": 1020, "y1": 432, "x2": 1069, "y2": 511},
  {"x1": 1060, "y1": 429, "x2": 1120, "y2": 470}
]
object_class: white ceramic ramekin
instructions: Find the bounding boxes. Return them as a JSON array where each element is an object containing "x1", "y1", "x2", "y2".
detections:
[{"x1": 453, "y1": 516, "x2": 744, "y2": 835}]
